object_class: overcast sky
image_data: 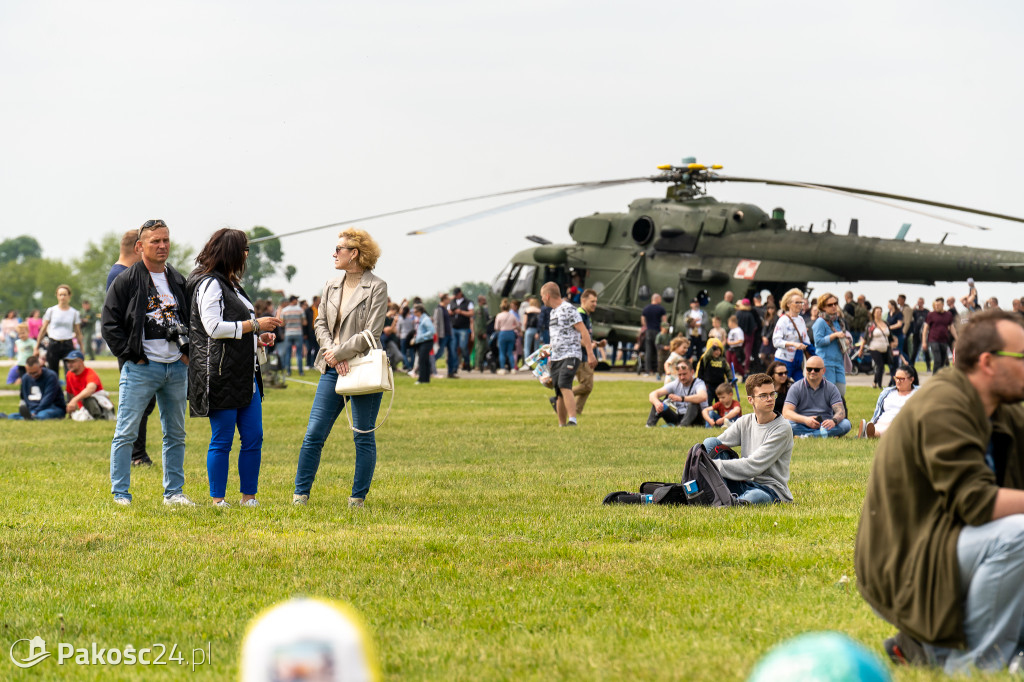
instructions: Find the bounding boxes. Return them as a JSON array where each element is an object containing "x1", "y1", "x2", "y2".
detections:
[{"x1": 2, "y1": 1, "x2": 1023, "y2": 308}]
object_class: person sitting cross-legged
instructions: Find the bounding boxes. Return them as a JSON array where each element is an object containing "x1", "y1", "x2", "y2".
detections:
[
  {"x1": 701, "y1": 372, "x2": 794, "y2": 504},
  {"x1": 781, "y1": 355, "x2": 851, "y2": 437},
  {"x1": 645, "y1": 359, "x2": 707, "y2": 427},
  {"x1": 4, "y1": 355, "x2": 66, "y2": 420},
  {"x1": 702, "y1": 381, "x2": 741, "y2": 428}
]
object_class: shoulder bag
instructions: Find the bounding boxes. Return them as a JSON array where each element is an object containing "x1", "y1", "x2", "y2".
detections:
[{"x1": 334, "y1": 330, "x2": 395, "y2": 433}]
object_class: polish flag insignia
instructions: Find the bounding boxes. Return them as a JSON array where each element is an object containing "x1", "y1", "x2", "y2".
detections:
[{"x1": 733, "y1": 259, "x2": 761, "y2": 280}]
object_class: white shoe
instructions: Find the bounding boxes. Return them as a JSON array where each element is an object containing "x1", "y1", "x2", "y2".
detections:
[
  {"x1": 239, "y1": 498, "x2": 259, "y2": 507},
  {"x1": 348, "y1": 497, "x2": 364, "y2": 508},
  {"x1": 113, "y1": 497, "x2": 131, "y2": 507},
  {"x1": 293, "y1": 494, "x2": 308, "y2": 506},
  {"x1": 163, "y1": 493, "x2": 197, "y2": 507},
  {"x1": 213, "y1": 499, "x2": 231, "y2": 508},
  {"x1": 510, "y1": 367, "x2": 518, "y2": 373},
  {"x1": 497, "y1": 369, "x2": 507, "y2": 375},
  {"x1": 407, "y1": 370, "x2": 416, "y2": 377}
]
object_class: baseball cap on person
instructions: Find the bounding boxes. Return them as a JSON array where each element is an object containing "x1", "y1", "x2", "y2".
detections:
[
  {"x1": 66, "y1": 350, "x2": 85, "y2": 361},
  {"x1": 740, "y1": 298, "x2": 751, "y2": 305}
]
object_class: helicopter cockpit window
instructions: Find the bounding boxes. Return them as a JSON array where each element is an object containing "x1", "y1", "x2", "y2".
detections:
[
  {"x1": 491, "y1": 262, "x2": 516, "y2": 295},
  {"x1": 509, "y1": 265, "x2": 536, "y2": 299}
]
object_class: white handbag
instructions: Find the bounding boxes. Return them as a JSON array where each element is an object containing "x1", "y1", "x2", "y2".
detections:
[{"x1": 334, "y1": 330, "x2": 395, "y2": 433}]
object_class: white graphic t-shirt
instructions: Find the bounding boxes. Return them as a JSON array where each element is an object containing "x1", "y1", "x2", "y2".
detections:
[
  {"x1": 143, "y1": 272, "x2": 183, "y2": 363},
  {"x1": 549, "y1": 302, "x2": 582, "y2": 362}
]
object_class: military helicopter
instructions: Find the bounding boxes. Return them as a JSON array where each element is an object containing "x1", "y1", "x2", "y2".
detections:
[
  {"x1": 467, "y1": 159, "x2": 1024, "y2": 345},
  {"x1": 252, "y1": 158, "x2": 1024, "y2": 346}
]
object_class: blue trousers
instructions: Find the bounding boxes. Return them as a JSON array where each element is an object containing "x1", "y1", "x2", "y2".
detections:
[
  {"x1": 790, "y1": 419, "x2": 852, "y2": 438},
  {"x1": 294, "y1": 368, "x2": 383, "y2": 500},
  {"x1": 497, "y1": 330, "x2": 516, "y2": 370},
  {"x1": 10, "y1": 405, "x2": 65, "y2": 420},
  {"x1": 207, "y1": 383, "x2": 262, "y2": 498},
  {"x1": 702, "y1": 437, "x2": 778, "y2": 504}
]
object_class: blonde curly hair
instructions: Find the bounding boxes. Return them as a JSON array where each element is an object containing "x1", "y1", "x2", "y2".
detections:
[{"x1": 338, "y1": 228, "x2": 381, "y2": 270}]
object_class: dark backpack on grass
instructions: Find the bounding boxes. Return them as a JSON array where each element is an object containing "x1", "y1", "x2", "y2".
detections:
[{"x1": 683, "y1": 442, "x2": 738, "y2": 507}]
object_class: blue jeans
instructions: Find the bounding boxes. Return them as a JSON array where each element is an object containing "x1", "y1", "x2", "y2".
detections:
[
  {"x1": 789, "y1": 419, "x2": 852, "y2": 438},
  {"x1": 524, "y1": 328, "x2": 539, "y2": 359},
  {"x1": 453, "y1": 328, "x2": 471, "y2": 368},
  {"x1": 110, "y1": 360, "x2": 187, "y2": 501},
  {"x1": 777, "y1": 355, "x2": 804, "y2": 383},
  {"x1": 702, "y1": 437, "x2": 778, "y2": 504},
  {"x1": 282, "y1": 334, "x2": 304, "y2": 375},
  {"x1": 294, "y1": 368, "x2": 383, "y2": 500},
  {"x1": 10, "y1": 405, "x2": 65, "y2": 420},
  {"x1": 207, "y1": 382, "x2": 262, "y2": 498},
  {"x1": 447, "y1": 335, "x2": 459, "y2": 375},
  {"x1": 497, "y1": 330, "x2": 516, "y2": 370},
  {"x1": 704, "y1": 409, "x2": 721, "y2": 428},
  {"x1": 923, "y1": 515, "x2": 1024, "y2": 673}
]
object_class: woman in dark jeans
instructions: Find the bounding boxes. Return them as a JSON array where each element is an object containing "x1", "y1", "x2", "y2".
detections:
[
  {"x1": 293, "y1": 228, "x2": 388, "y2": 508},
  {"x1": 35, "y1": 284, "x2": 84, "y2": 379}
]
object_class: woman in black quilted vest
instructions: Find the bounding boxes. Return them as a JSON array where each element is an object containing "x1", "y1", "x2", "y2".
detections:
[{"x1": 186, "y1": 229, "x2": 282, "y2": 508}]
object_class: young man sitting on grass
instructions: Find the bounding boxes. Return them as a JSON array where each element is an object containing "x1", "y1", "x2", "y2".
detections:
[
  {"x1": 701, "y1": 373, "x2": 794, "y2": 504},
  {"x1": 702, "y1": 381, "x2": 741, "y2": 428}
]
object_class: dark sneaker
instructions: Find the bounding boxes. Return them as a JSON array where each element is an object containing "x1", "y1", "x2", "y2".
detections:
[
  {"x1": 18, "y1": 404, "x2": 34, "y2": 420},
  {"x1": 603, "y1": 491, "x2": 641, "y2": 505},
  {"x1": 132, "y1": 454, "x2": 154, "y2": 467},
  {"x1": 883, "y1": 632, "x2": 927, "y2": 666}
]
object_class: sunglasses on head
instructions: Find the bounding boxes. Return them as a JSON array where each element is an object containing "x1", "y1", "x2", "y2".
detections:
[{"x1": 138, "y1": 219, "x2": 167, "y2": 239}]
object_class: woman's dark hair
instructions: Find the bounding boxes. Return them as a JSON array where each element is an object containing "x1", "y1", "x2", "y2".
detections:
[
  {"x1": 895, "y1": 363, "x2": 920, "y2": 387},
  {"x1": 195, "y1": 228, "x2": 248, "y2": 283}
]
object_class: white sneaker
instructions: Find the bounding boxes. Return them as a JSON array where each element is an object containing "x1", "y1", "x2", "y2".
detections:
[
  {"x1": 239, "y1": 498, "x2": 259, "y2": 507},
  {"x1": 497, "y1": 369, "x2": 507, "y2": 375},
  {"x1": 163, "y1": 493, "x2": 197, "y2": 507},
  {"x1": 113, "y1": 497, "x2": 131, "y2": 507},
  {"x1": 212, "y1": 499, "x2": 231, "y2": 508},
  {"x1": 293, "y1": 494, "x2": 309, "y2": 506},
  {"x1": 348, "y1": 497, "x2": 364, "y2": 508}
]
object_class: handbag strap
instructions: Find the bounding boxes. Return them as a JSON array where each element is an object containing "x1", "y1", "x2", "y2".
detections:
[
  {"x1": 359, "y1": 329, "x2": 382, "y2": 352},
  {"x1": 342, "y1": 364, "x2": 395, "y2": 434}
]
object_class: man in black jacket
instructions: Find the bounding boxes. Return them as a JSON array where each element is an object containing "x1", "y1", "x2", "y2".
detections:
[{"x1": 102, "y1": 220, "x2": 195, "y2": 507}]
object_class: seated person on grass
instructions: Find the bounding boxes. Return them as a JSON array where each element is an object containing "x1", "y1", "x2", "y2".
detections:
[
  {"x1": 701, "y1": 372, "x2": 794, "y2": 504},
  {"x1": 703, "y1": 381, "x2": 742, "y2": 428},
  {"x1": 781, "y1": 355, "x2": 851, "y2": 437},
  {"x1": 64, "y1": 350, "x2": 115, "y2": 420},
  {"x1": 646, "y1": 359, "x2": 707, "y2": 427},
  {"x1": 858, "y1": 363, "x2": 918, "y2": 438},
  {"x1": 3, "y1": 355, "x2": 66, "y2": 420}
]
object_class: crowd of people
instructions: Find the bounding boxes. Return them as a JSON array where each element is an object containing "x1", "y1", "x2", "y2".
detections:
[{"x1": 7, "y1": 221, "x2": 1024, "y2": 672}]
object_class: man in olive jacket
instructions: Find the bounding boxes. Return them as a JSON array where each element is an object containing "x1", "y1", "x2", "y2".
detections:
[{"x1": 855, "y1": 310, "x2": 1024, "y2": 673}]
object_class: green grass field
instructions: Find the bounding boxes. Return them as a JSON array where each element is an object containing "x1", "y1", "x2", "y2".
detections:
[{"x1": 0, "y1": 371, "x2": 1008, "y2": 680}]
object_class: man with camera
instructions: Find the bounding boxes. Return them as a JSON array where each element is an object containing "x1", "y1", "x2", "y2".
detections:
[{"x1": 102, "y1": 220, "x2": 195, "y2": 507}]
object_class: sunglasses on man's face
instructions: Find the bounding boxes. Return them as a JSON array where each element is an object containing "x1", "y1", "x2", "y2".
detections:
[{"x1": 805, "y1": 367, "x2": 823, "y2": 373}]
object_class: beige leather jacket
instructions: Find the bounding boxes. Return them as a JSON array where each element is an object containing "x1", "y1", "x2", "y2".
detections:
[{"x1": 312, "y1": 270, "x2": 389, "y2": 373}]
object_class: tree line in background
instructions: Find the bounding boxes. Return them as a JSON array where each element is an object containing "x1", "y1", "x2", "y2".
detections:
[{"x1": 0, "y1": 227, "x2": 295, "y2": 315}]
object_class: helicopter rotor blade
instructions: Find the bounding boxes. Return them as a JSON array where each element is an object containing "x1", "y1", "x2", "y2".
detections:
[
  {"x1": 713, "y1": 175, "x2": 1024, "y2": 230},
  {"x1": 407, "y1": 182, "x2": 643, "y2": 235},
  {"x1": 250, "y1": 176, "x2": 652, "y2": 244}
]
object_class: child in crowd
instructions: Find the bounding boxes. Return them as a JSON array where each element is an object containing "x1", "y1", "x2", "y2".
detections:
[
  {"x1": 708, "y1": 316, "x2": 727, "y2": 343},
  {"x1": 662, "y1": 337, "x2": 689, "y2": 385},
  {"x1": 726, "y1": 315, "x2": 745, "y2": 376},
  {"x1": 703, "y1": 382, "x2": 742, "y2": 428},
  {"x1": 14, "y1": 323, "x2": 36, "y2": 381},
  {"x1": 696, "y1": 338, "x2": 731, "y2": 397}
]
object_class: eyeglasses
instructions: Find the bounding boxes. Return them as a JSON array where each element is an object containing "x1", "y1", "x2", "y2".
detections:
[
  {"x1": 995, "y1": 350, "x2": 1024, "y2": 362},
  {"x1": 805, "y1": 367, "x2": 823, "y2": 373},
  {"x1": 894, "y1": 376, "x2": 912, "y2": 382},
  {"x1": 752, "y1": 391, "x2": 778, "y2": 401}
]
